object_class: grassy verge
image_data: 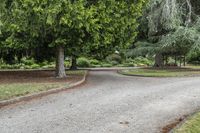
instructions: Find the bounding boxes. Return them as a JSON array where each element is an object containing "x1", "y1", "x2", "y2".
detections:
[
  {"x1": 185, "y1": 65, "x2": 200, "y2": 69},
  {"x1": 66, "y1": 70, "x2": 86, "y2": 75},
  {"x1": 0, "y1": 83, "x2": 68, "y2": 101},
  {"x1": 119, "y1": 68, "x2": 200, "y2": 77},
  {"x1": 0, "y1": 70, "x2": 86, "y2": 101},
  {"x1": 174, "y1": 112, "x2": 200, "y2": 133}
]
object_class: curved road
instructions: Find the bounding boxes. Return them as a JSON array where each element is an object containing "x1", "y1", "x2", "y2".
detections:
[{"x1": 1, "y1": 71, "x2": 200, "y2": 133}]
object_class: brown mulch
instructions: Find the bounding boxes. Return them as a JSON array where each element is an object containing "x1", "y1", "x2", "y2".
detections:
[
  {"x1": 162, "y1": 115, "x2": 188, "y2": 133},
  {"x1": 0, "y1": 70, "x2": 82, "y2": 84}
]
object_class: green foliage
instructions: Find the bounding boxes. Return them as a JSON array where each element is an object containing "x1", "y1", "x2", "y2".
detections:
[
  {"x1": 187, "y1": 51, "x2": 200, "y2": 64},
  {"x1": 89, "y1": 59, "x2": 101, "y2": 67},
  {"x1": 64, "y1": 61, "x2": 71, "y2": 68},
  {"x1": 101, "y1": 63, "x2": 113, "y2": 67},
  {"x1": 30, "y1": 64, "x2": 40, "y2": 69},
  {"x1": 0, "y1": 0, "x2": 148, "y2": 72},
  {"x1": 132, "y1": 0, "x2": 200, "y2": 65},
  {"x1": 0, "y1": 57, "x2": 56, "y2": 69},
  {"x1": 77, "y1": 57, "x2": 91, "y2": 68},
  {"x1": 106, "y1": 54, "x2": 122, "y2": 64},
  {"x1": 124, "y1": 57, "x2": 153, "y2": 67},
  {"x1": 120, "y1": 68, "x2": 200, "y2": 77},
  {"x1": 21, "y1": 57, "x2": 35, "y2": 66}
]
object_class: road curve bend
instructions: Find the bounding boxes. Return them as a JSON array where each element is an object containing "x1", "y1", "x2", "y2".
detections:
[{"x1": 0, "y1": 71, "x2": 200, "y2": 133}]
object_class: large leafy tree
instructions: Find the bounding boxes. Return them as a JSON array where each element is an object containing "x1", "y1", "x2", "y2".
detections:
[{"x1": 1, "y1": 0, "x2": 148, "y2": 77}]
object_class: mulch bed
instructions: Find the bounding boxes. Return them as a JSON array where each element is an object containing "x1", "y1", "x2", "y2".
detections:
[
  {"x1": 162, "y1": 115, "x2": 188, "y2": 133},
  {"x1": 0, "y1": 70, "x2": 82, "y2": 84}
]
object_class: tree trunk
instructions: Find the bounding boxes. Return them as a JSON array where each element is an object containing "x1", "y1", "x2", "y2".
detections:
[
  {"x1": 154, "y1": 53, "x2": 164, "y2": 67},
  {"x1": 70, "y1": 56, "x2": 77, "y2": 70},
  {"x1": 55, "y1": 45, "x2": 66, "y2": 78},
  {"x1": 175, "y1": 55, "x2": 177, "y2": 65},
  {"x1": 184, "y1": 55, "x2": 186, "y2": 66}
]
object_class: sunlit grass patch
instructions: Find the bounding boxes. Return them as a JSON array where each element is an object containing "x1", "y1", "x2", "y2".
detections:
[
  {"x1": 174, "y1": 112, "x2": 200, "y2": 133},
  {"x1": 119, "y1": 68, "x2": 200, "y2": 77}
]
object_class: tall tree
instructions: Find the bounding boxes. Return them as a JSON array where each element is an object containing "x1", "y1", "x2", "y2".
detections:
[
  {"x1": 132, "y1": 0, "x2": 200, "y2": 67},
  {"x1": 1, "y1": 0, "x2": 148, "y2": 77}
]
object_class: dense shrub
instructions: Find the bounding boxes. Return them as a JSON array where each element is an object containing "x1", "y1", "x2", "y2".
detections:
[
  {"x1": 21, "y1": 57, "x2": 36, "y2": 65},
  {"x1": 123, "y1": 57, "x2": 153, "y2": 67},
  {"x1": 106, "y1": 54, "x2": 122, "y2": 64},
  {"x1": 187, "y1": 52, "x2": 200, "y2": 64},
  {"x1": 90, "y1": 59, "x2": 101, "y2": 65},
  {"x1": 64, "y1": 61, "x2": 70, "y2": 68},
  {"x1": 77, "y1": 57, "x2": 90, "y2": 67},
  {"x1": 110, "y1": 61, "x2": 118, "y2": 66},
  {"x1": 31, "y1": 64, "x2": 40, "y2": 69},
  {"x1": 0, "y1": 58, "x2": 56, "y2": 69}
]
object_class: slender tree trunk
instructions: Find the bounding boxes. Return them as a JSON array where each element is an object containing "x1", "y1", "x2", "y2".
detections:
[
  {"x1": 55, "y1": 45, "x2": 66, "y2": 78},
  {"x1": 70, "y1": 56, "x2": 77, "y2": 70},
  {"x1": 154, "y1": 53, "x2": 164, "y2": 67},
  {"x1": 184, "y1": 55, "x2": 186, "y2": 66},
  {"x1": 180, "y1": 56, "x2": 182, "y2": 67},
  {"x1": 175, "y1": 55, "x2": 177, "y2": 65}
]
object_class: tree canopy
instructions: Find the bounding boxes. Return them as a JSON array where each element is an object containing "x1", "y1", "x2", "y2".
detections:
[
  {"x1": 0, "y1": 0, "x2": 148, "y2": 77},
  {"x1": 131, "y1": 0, "x2": 200, "y2": 67}
]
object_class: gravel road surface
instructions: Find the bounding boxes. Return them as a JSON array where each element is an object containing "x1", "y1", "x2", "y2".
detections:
[{"x1": 0, "y1": 71, "x2": 200, "y2": 133}]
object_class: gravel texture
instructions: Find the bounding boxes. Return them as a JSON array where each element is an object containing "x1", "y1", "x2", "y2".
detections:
[{"x1": 0, "y1": 71, "x2": 200, "y2": 133}]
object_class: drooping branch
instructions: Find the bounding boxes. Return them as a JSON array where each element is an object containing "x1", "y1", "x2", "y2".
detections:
[{"x1": 185, "y1": 0, "x2": 192, "y2": 26}]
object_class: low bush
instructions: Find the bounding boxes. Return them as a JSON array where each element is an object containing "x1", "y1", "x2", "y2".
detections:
[
  {"x1": 90, "y1": 59, "x2": 101, "y2": 65},
  {"x1": 64, "y1": 61, "x2": 71, "y2": 68},
  {"x1": 0, "y1": 58, "x2": 56, "y2": 70},
  {"x1": 77, "y1": 57, "x2": 91, "y2": 67},
  {"x1": 31, "y1": 64, "x2": 40, "y2": 69},
  {"x1": 187, "y1": 51, "x2": 200, "y2": 64},
  {"x1": 106, "y1": 54, "x2": 122, "y2": 64},
  {"x1": 21, "y1": 57, "x2": 36, "y2": 66}
]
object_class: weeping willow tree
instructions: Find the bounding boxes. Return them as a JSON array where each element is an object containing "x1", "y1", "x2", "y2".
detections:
[
  {"x1": 0, "y1": 0, "x2": 6, "y2": 35},
  {"x1": 133, "y1": 0, "x2": 200, "y2": 67}
]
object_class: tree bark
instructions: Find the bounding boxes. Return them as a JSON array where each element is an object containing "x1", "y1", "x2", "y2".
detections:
[
  {"x1": 70, "y1": 56, "x2": 77, "y2": 70},
  {"x1": 184, "y1": 55, "x2": 186, "y2": 66},
  {"x1": 154, "y1": 53, "x2": 164, "y2": 67},
  {"x1": 55, "y1": 45, "x2": 66, "y2": 78},
  {"x1": 180, "y1": 56, "x2": 182, "y2": 67},
  {"x1": 175, "y1": 55, "x2": 177, "y2": 65}
]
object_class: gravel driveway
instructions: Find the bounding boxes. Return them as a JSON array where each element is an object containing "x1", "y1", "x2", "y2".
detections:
[{"x1": 1, "y1": 71, "x2": 200, "y2": 133}]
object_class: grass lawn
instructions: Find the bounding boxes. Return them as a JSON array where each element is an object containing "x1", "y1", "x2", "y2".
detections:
[
  {"x1": 0, "y1": 70, "x2": 86, "y2": 101},
  {"x1": 185, "y1": 65, "x2": 200, "y2": 69},
  {"x1": 0, "y1": 83, "x2": 68, "y2": 101},
  {"x1": 119, "y1": 68, "x2": 200, "y2": 77},
  {"x1": 174, "y1": 112, "x2": 200, "y2": 133}
]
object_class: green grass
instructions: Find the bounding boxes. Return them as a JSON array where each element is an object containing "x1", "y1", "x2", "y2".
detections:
[
  {"x1": 119, "y1": 68, "x2": 200, "y2": 77},
  {"x1": 66, "y1": 70, "x2": 86, "y2": 75},
  {"x1": 185, "y1": 65, "x2": 200, "y2": 69},
  {"x1": 174, "y1": 112, "x2": 200, "y2": 133},
  {"x1": 0, "y1": 83, "x2": 68, "y2": 101},
  {"x1": 0, "y1": 70, "x2": 86, "y2": 101}
]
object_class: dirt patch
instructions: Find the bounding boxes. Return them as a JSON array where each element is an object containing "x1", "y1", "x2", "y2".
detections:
[
  {"x1": 0, "y1": 70, "x2": 82, "y2": 84},
  {"x1": 162, "y1": 115, "x2": 188, "y2": 133}
]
